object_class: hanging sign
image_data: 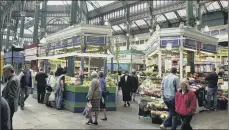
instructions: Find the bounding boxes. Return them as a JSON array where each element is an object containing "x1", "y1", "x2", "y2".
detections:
[
  {"x1": 183, "y1": 39, "x2": 196, "y2": 49},
  {"x1": 160, "y1": 36, "x2": 180, "y2": 48},
  {"x1": 85, "y1": 35, "x2": 105, "y2": 45},
  {"x1": 201, "y1": 44, "x2": 217, "y2": 53}
]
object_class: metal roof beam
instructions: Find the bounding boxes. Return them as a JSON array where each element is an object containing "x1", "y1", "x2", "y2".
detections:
[
  {"x1": 162, "y1": 14, "x2": 172, "y2": 27},
  {"x1": 117, "y1": 24, "x2": 126, "y2": 34},
  {"x1": 174, "y1": 11, "x2": 183, "y2": 22},
  {"x1": 108, "y1": 1, "x2": 208, "y2": 26},
  {"x1": 134, "y1": 22, "x2": 141, "y2": 31},
  {"x1": 88, "y1": 1, "x2": 140, "y2": 18}
]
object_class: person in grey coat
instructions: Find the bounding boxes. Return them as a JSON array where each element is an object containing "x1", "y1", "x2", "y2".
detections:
[
  {"x1": 2, "y1": 64, "x2": 20, "y2": 130},
  {"x1": 1, "y1": 97, "x2": 11, "y2": 130},
  {"x1": 86, "y1": 71, "x2": 101, "y2": 125}
]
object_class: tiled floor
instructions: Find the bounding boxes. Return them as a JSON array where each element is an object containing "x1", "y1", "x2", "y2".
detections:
[{"x1": 13, "y1": 91, "x2": 228, "y2": 129}]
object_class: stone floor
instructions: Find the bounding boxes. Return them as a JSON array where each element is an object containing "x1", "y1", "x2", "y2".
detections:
[{"x1": 13, "y1": 91, "x2": 228, "y2": 129}]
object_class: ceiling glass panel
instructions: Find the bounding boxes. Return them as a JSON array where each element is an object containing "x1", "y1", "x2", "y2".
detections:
[
  {"x1": 164, "y1": 12, "x2": 177, "y2": 19},
  {"x1": 156, "y1": 15, "x2": 166, "y2": 22},
  {"x1": 119, "y1": 23, "x2": 126, "y2": 30},
  {"x1": 220, "y1": 1, "x2": 228, "y2": 8},
  {"x1": 206, "y1": 1, "x2": 221, "y2": 11},
  {"x1": 135, "y1": 19, "x2": 146, "y2": 26},
  {"x1": 177, "y1": 9, "x2": 186, "y2": 17},
  {"x1": 112, "y1": 25, "x2": 121, "y2": 31}
]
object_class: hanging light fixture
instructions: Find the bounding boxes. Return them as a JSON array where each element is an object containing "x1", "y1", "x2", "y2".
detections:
[{"x1": 204, "y1": 25, "x2": 209, "y2": 32}]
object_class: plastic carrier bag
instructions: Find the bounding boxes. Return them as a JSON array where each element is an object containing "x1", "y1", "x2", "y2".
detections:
[{"x1": 83, "y1": 102, "x2": 92, "y2": 118}]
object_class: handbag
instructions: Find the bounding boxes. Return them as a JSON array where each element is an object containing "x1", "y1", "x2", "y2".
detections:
[
  {"x1": 83, "y1": 102, "x2": 92, "y2": 118},
  {"x1": 46, "y1": 76, "x2": 53, "y2": 92}
]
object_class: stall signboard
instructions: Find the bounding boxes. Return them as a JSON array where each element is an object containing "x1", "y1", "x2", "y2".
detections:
[
  {"x1": 4, "y1": 51, "x2": 24, "y2": 58},
  {"x1": 160, "y1": 36, "x2": 180, "y2": 48},
  {"x1": 183, "y1": 39, "x2": 196, "y2": 49},
  {"x1": 73, "y1": 36, "x2": 80, "y2": 46},
  {"x1": 5, "y1": 57, "x2": 24, "y2": 64},
  {"x1": 201, "y1": 44, "x2": 217, "y2": 53},
  {"x1": 85, "y1": 35, "x2": 105, "y2": 45}
]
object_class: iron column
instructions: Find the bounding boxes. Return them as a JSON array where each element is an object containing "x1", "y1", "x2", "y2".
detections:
[
  {"x1": 33, "y1": 0, "x2": 40, "y2": 43},
  {"x1": 20, "y1": 0, "x2": 25, "y2": 40},
  {"x1": 40, "y1": 0, "x2": 48, "y2": 39}
]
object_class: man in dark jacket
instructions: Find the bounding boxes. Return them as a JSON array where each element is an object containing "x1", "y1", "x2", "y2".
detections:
[
  {"x1": 119, "y1": 71, "x2": 133, "y2": 107},
  {"x1": 1, "y1": 97, "x2": 11, "y2": 130},
  {"x1": 19, "y1": 69, "x2": 32, "y2": 109},
  {"x1": 205, "y1": 67, "x2": 218, "y2": 110},
  {"x1": 2, "y1": 64, "x2": 20, "y2": 130},
  {"x1": 35, "y1": 68, "x2": 48, "y2": 103}
]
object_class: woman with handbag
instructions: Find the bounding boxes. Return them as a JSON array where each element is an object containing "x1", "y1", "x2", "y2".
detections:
[
  {"x1": 44, "y1": 71, "x2": 55, "y2": 107},
  {"x1": 175, "y1": 79, "x2": 197, "y2": 130},
  {"x1": 86, "y1": 71, "x2": 101, "y2": 125},
  {"x1": 99, "y1": 72, "x2": 108, "y2": 121}
]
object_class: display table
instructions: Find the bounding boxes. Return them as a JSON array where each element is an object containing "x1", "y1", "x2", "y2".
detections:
[
  {"x1": 64, "y1": 85, "x2": 117, "y2": 113},
  {"x1": 33, "y1": 84, "x2": 117, "y2": 113}
]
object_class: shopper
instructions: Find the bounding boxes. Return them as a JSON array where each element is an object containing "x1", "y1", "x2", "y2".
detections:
[
  {"x1": 1, "y1": 97, "x2": 11, "y2": 130},
  {"x1": 131, "y1": 70, "x2": 139, "y2": 101},
  {"x1": 35, "y1": 68, "x2": 48, "y2": 103},
  {"x1": 2, "y1": 64, "x2": 20, "y2": 130},
  {"x1": 44, "y1": 71, "x2": 56, "y2": 107},
  {"x1": 19, "y1": 69, "x2": 32, "y2": 109},
  {"x1": 205, "y1": 67, "x2": 218, "y2": 111},
  {"x1": 160, "y1": 67, "x2": 180, "y2": 130},
  {"x1": 175, "y1": 79, "x2": 197, "y2": 130},
  {"x1": 99, "y1": 71, "x2": 108, "y2": 121},
  {"x1": 56, "y1": 70, "x2": 66, "y2": 109},
  {"x1": 119, "y1": 71, "x2": 133, "y2": 107},
  {"x1": 86, "y1": 71, "x2": 101, "y2": 125},
  {"x1": 55, "y1": 65, "x2": 63, "y2": 76}
]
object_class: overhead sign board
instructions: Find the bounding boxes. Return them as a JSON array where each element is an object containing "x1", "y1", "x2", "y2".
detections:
[{"x1": 160, "y1": 36, "x2": 180, "y2": 48}]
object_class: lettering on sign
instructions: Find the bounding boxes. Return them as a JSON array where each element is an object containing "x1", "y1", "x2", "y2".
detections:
[{"x1": 86, "y1": 36, "x2": 105, "y2": 45}]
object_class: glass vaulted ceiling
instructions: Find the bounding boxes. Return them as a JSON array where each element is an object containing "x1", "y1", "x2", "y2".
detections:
[{"x1": 47, "y1": 1, "x2": 115, "y2": 11}]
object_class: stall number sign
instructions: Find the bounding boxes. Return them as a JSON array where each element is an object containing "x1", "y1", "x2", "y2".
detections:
[
  {"x1": 183, "y1": 39, "x2": 196, "y2": 49},
  {"x1": 85, "y1": 36, "x2": 105, "y2": 45},
  {"x1": 201, "y1": 44, "x2": 217, "y2": 53}
]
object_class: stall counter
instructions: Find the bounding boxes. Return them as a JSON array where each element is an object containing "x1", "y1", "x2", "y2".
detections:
[{"x1": 32, "y1": 83, "x2": 117, "y2": 113}]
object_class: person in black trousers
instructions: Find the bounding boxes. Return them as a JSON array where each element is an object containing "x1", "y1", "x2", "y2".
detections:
[
  {"x1": 1, "y1": 97, "x2": 11, "y2": 130},
  {"x1": 119, "y1": 71, "x2": 133, "y2": 107},
  {"x1": 35, "y1": 68, "x2": 48, "y2": 103}
]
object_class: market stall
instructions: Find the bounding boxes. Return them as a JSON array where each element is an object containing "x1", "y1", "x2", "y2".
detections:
[
  {"x1": 34, "y1": 23, "x2": 117, "y2": 113},
  {"x1": 145, "y1": 24, "x2": 219, "y2": 78}
]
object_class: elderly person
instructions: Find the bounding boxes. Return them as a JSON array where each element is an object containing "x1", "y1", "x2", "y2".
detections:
[
  {"x1": 86, "y1": 71, "x2": 101, "y2": 125},
  {"x1": 99, "y1": 71, "x2": 108, "y2": 121},
  {"x1": 175, "y1": 79, "x2": 197, "y2": 130},
  {"x1": 2, "y1": 64, "x2": 20, "y2": 130},
  {"x1": 1, "y1": 97, "x2": 11, "y2": 130}
]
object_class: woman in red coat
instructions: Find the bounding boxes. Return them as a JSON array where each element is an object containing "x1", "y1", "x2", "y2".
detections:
[{"x1": 175, "y1": 79, "x2": 197, "y2": 130}]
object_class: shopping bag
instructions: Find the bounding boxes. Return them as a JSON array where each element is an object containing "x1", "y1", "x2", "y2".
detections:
[{"x1": 83, "y1": 102, "x2": 92, "y2": 118}]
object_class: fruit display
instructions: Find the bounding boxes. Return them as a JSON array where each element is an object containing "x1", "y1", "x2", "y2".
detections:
[
  {"x1": 65, "y1": 74, "x2": 116, "y2": 88},
  {"x1": 138, "y1": 75, "x2": 169, "y2": 122},
  {"x1": 106, "y1": 74, "x2": 116, "y2": 88}
]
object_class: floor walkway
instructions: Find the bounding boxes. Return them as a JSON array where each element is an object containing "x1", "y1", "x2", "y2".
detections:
[{"x1": 13, "y1": 91, "x2": 228, "y2": 129}]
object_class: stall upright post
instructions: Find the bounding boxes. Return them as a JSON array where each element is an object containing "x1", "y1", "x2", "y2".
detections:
[{"x1": 179, "y1": 36, "x2": 184, "y2": 79}]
